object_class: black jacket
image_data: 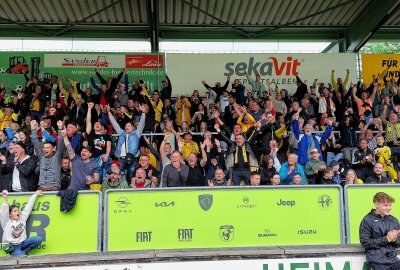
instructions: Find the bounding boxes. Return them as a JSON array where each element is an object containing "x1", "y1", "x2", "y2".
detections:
[
  {"x1": 1, "y1": 155, "x2": 38, "y2": 191},
  {"x1": 360, "y1": 210, "x2": 400, "y2": 264},
  {"x1": 365, "y1": 174, "x2": 390, "y2": 184}
]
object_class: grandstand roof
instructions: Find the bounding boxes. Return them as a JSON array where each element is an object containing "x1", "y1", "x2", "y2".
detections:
[{"x1": 0, "y1": 0, "x2": 399, "y2": 52}]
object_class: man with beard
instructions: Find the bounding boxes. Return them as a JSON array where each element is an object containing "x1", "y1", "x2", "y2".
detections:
[{"x1": 160, "y1": 151, "x2": 189, "y2": 187}]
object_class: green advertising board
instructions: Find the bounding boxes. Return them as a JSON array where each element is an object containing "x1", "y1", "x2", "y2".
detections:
[
  {"x1": 0, "y1": 191, "x2": 101, "y2": 256},
  {"x1": 345, "y1": 184, "x2": 400, "y2": 244},
  {"x1": 0, "y1": 52, "x2": 165, "y2": 94},
  {"x1": 105, "y1": 186, "x2": 343, "y2": 251}
]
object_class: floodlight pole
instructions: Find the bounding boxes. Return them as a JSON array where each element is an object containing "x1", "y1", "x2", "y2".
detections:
[{"x1": 147, "y1": 0, "x2": 160, "y2": 52}]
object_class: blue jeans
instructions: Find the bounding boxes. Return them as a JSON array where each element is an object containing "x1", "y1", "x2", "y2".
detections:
[
  {"x1": 231, "y1": 170, "x2": 251, "y2": 185},
  {"x1": 327, "y1": 152, "x2": 343, "y2": 166},
  {"x1": 94, "y1": 155, "x2": 111, "y2": 181},
  {"x1": 119, "y1": 158, "x2": 137, "y2": 183},
  {"x1": 10, "y1": 236, "x2": 43, "y2": 256}
]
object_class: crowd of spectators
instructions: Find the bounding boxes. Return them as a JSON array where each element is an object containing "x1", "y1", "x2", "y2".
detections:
[{"x1": 0, "y1": 67, "x2": 399, "y2": 192}]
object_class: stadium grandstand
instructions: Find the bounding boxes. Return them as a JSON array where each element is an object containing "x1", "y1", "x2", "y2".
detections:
[{"x1": 1, "y1": 0, "x2": 400, "y2": 269}]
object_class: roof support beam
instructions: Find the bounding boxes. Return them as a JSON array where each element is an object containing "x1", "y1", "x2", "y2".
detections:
[
  {"x1": 178, "y1": 0, "x2": 252, "y2": 38},
  {"x1": 0, "y1": 16, "x2": 51, "y2": 36},
  {"x1": 252, "y1": 0, "x2": 358, "y2": 38},
  {"x1": 346, "y1": 0, "x2": 400, "y2": 52},
  {"x1": 51, "y1": 0, "x2": 124, "y2": 37},
  {"x1": 147, "y1": 0, "x2": 159, "y2": 52}
]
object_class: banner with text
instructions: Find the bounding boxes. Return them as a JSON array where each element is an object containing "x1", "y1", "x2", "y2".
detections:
[
  {"x1": 361, "y1": 54, "x2": 400, "y2": 85},
  {"x1": 0, "y1": 191, "x2": 101, "y2": 256},
  {"x1": 0, "y1": 52, "x2": 165, "y2": 95},
  {"x1": 105, "y1": 187, "x2": 343, "y2": 251},
  {"x1": 345, "y1": 185, "x2": 400, "y2": 244},
  {"x1": 166, "y1": 53, "x2": 357, "y2": 95}
]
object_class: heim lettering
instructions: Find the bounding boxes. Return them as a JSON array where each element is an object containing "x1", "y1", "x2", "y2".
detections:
[
  {"x1": 178, "y1": 229, "x2": 193, "y2": 242},
  {"x1": 276, "y1": 199, "x2": 295, "y2": 207},
  {"x1": 224, "y1": 57, "x2": 301, "y2": 76},
  {"x1": 262, "y1": 261, "x2": 353, "y2": 270},
  {"x1": 136, "y1": 232, "x2": 152, "y2": 242}
]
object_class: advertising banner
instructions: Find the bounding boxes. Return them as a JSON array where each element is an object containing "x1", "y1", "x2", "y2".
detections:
[
  {"x1": 3, "y1": 256, "x2": 372, "y2": 270},
  {"x1": 105, "y1": 187, "x2": 343, "y2": 251},
  {"x1": 166, "y1": 53, "x2": 357, "y2": 95},
  {"x1": 345, "y1": 185, "x2": 400, "y2": 244},
  {"x1": 0, "y1": 52, "x2": 165, "y2": 95},
  {"x1": 0, "y1": 191, "x2": 101, "y2": 256},
  {"x1": 361, "y1": 54, "x2": 400, "y2": 85}
]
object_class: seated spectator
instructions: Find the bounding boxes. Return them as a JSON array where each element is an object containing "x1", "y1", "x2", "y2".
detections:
[
  {"x1": 305, "y1": 148, "x2": 326, "y2": 184},
  {"x1": 316, "y1": 168, "x2": 335, "y2": 185},
  {"x1": 250, "y1": 171, "x2": 261, "y2": 186},
  {"x1": 61, "y1": 131, "x2": 99, "y2": 190},
  {"x1": 279, "y1": 153, "x2": 306, "y2": 185},
  {"x1": 259, "y1": 155, "x2": 277, "y2": 185},
  {"x1": 365, "y1": 162, "x2": 390, "y2": 184},
  {"x1": 131, "y1": 167, "x2": 156, "y2": 189},
  {"x1": 329, "y1": 160, "x2": 342, "y2": 185},
  {"x1": 352, "y1": 138, "x2": 375, "y2": 179},
  {"x1": 342, "y1": 169, "x2": 363, "y2": 187},
  {"x1": 271, "y1": 173, "x2": 281, "y2": 185},
  {"x1": 135, "y1": 154, "x2": 159, "y2": 186},
  {"x1": 208, "y1": 168, "x2": 231, "y2": 186},
  {"x1": 101, "y1": 166, "x2": 129, "y2": 192},
  {"x1": 160, "y1": 151, "x2": 189, "y2": 187},
  {"x1": 291, "y1": 172, "x2": 303, "y2": 185}
]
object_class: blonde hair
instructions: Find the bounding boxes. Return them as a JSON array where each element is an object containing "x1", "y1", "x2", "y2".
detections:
[{"x1": 345, "y1": 169, "x2": 358, "y2": 184}]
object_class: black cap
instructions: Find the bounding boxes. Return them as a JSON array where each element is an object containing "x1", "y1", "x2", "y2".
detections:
[
  {"x1": 14, "y1": 141, "x2": 27, "y2": 151},
  {"x1": 81, "y1": 145, "x2": 93, "y2": 153}
]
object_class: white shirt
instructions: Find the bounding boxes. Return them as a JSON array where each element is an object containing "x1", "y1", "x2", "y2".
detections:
[
  {"x1": 120, "y1": 133, "x2": 129, "y2": 157},
  {"x1": 12, "y1": 155, "x2": 30, "y2": 192}
]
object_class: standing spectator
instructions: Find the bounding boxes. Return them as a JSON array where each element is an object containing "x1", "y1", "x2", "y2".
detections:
[
  {"x1": 176, "y1": 96, "x2": 191, "y2": 127},
  {"x1": 60, "y1": 157, "x2": 71, "y2": 190},
  {"x1": 0, "y1": 141, "x2": 37, "y2": 192},
  {"x1": 225, "y1": 133, "x2": 258, "y2": 185},
  {"x1": 86, "y1": 102, "x2": 111, "y2": 181},
  {"x1": 61, "y1": 130, "x2": 99, "y2": 190},
  {"x1": 107, "y1": 104, "x2": 146, "y2": 181},
  {"x1": 160, "y1": 151, "x2": 189, "y2": 187},
  {"x1": 359, "y1": 192, "x2": 400, "y2": 269},
  {"x1": 31, "y1": 120, "x2": 65, "y2": 191},
  {"x1": 292, "y1": 109, "x2": 333, "y2": 165},
  {"x1": 186, "y1": 147, "x2": 207, "y2": 187},
  {"x1": 245, "y1": 71, "x2": 265, "y2": 98},
  {"x1": 331, "y1": 69, "x2": 350, "y2": 95},
  {"x1": 160, "y1": 75, "x2": 172, "y2": 102}
]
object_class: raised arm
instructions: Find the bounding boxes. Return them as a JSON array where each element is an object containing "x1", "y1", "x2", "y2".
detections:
[
  {"x1": 61, "y1": 129, "x2": 75, "y2": 160},
  {"x1": 0, "y1": 190, "x2": 9, "y2": 228},
  {"x1": 86, "y1": 102, "x2": 95, "y2": 134},
  {"x1": 30, "y1": 120, "x2": 43, "y2": 158},
  {"x1": 370, "y1": 82, "x2": 378, "y2": 101},
  {"x1": 106, "y1": 105, "x2": 123, "y2": 135},
  {"x1": 134, "y1": 104, "x2": 147, "y2": 137}
]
